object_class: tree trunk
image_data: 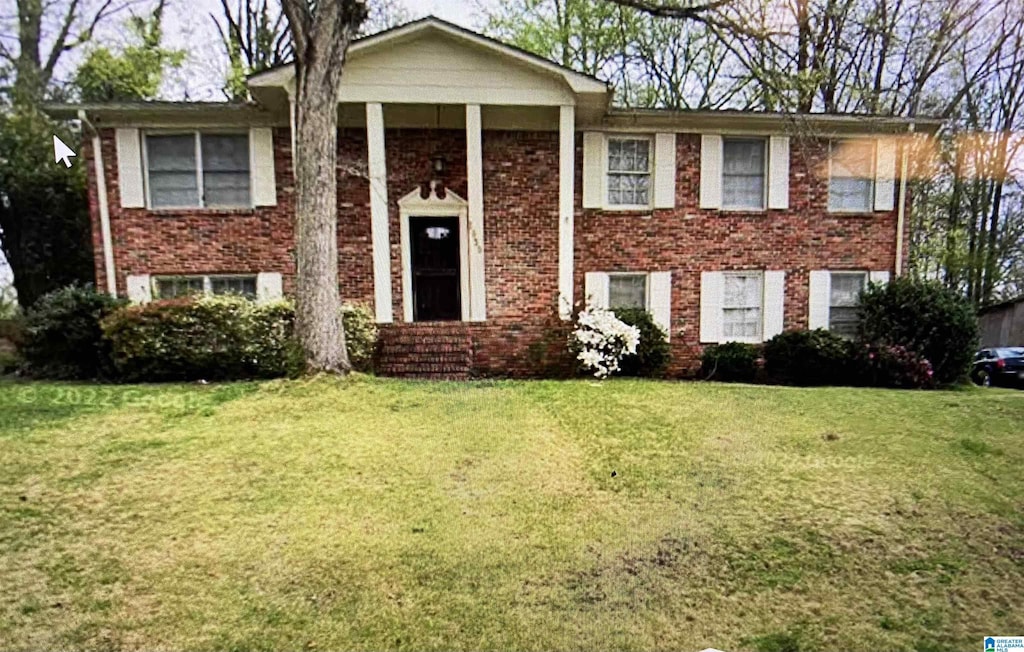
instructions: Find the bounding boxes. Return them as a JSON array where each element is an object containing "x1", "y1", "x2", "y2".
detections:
[{"x1": 282, "y1": 0, "x2": 367, "y2": 374}]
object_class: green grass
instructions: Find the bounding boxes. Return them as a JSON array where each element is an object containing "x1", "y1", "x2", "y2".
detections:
[{"x1": 0, "y1": 377, "x2": 1022, "y2": 651}]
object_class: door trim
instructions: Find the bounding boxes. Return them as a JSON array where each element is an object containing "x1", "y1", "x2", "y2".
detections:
[{"x1": 398, "y1": 183, "x2": 470, "y2": 323}]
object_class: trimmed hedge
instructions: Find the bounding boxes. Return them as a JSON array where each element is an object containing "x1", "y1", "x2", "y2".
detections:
[
  {"x1": 763, "y1": 329, "x2": 853, "y2": 386},
  {"x1": 700, "y1": 342, "x2": 761, "y2": 383},
  {"x1": 342, "y1": 303, "x2": 378, "y2": 373},
  {"x1": 611, "y1": 308, "x2": 670, "y2": 377},
  {"x1": 858, "y1": 277, "x2": 977, "y2": 385},
  {"x1": 22, "y1": 284, "x2": 126, "y2": 379},
  {"x1": 101, "y1": 295, "x2": 299, "y2": 381}
]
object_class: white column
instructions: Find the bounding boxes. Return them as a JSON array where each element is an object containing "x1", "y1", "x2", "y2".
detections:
[
  {"x1": 366, "y1": 102, "x2": 393, "y2": 323},
  {"x1": 558, "y1": 105, "x2": 575, "y2": 319},
  {"x1": 466, "y1": 104, "x2": 487, "y2": 321}
]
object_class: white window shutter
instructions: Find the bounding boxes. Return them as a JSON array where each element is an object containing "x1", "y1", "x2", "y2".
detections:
[
  {"x1": 251, "y1": 128, "x2": 277, "y2": 207},
  {"x1": 768, "y1": 135, "x2": 790, "y2": 209},
  {"x1": 582, "y1": 132, "x2": 604, "y2": 209},
  {"x1": 653, "y1": 133, "x2": 676, "y2": 208},
  {"x1": 763, "y1": 271, "x2": 786, "y2": 339},
  {"x1": 874, "y1": 138, "x2": 897, "y2": 211},
  {"x1": 869, "y1": 270, "x2": 891, "y2": 285},
  {"x1": 257, "y1": 272, "x2": 283, "y2": 303},
  {"x1": 699, "y1": 134, "x2": 722, "y2": 209},
  {"x1": 699, "y1": 271, "x2": 724, "y2": 343},
  {"x1": 808, "y1": 270, "x2": 831, "y2": 330},
  {"x1": 126, "y1": 274, "x2": 151, "y2": 303},
  {"x1": 648, "y1": 271, "x2": 672, "y2": 340},
  {"x1": 115, "y1": 128, "x2": 145, "y2": 208},
  {"x1": 584, "y1": 272, "x2": 609, "y2": 309}
]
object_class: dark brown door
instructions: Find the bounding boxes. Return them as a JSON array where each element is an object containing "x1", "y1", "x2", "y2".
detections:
[{"x1": 411, "y1": 216, "x2": 461, "y2": 321}]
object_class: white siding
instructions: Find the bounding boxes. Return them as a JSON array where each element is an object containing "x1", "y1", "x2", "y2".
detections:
[
  {"x1": 875, "y1": 138, "x2": 897, "y2": 211},
  {"x1": 768, "y1": 135, "x2": 790, "y2": 210},
  {"x1": 763, "y1": 270, "x2": 786, "y2": 338},
  {"x1": 584, "y1": 272, "x2": 609, "y2": 309},
  {"x1": 649, "y1": 271, "x2": 672, "y2": 340},
  {"x1": 250, "y1": 127, "x2": 277, "y2": 206},
  {"x1": 699, "y1": 134, "x2": 722, "y2": 209},
  {"x1": 115, "y1": 128, "x2": 145, "y2": 208},
  {"x1": 808, "y1": 270, "x2": 831, "y2": 329},
  {"x1": 653, "y1": 133, "x2": 677, "y2": 209},
  {"x1": 700, "y1": 271, "x2": 724, "y2": 343},
  {"x1": 582, "y1": 132, "x2": 604, "y2": 209}
]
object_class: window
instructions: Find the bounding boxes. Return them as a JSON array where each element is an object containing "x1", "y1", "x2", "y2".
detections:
[
  {"x1": 607, "y1": 137, "x2": 651, "y2": 207},
  {"x1": 155, "y1": 275, "x2": 257, "y2": 300},
  {"x1": 609, "y1": 274, "x2": 648, "y2": 310},
  {"x1": 723, "y1": 272, "x2": 763, "y2": 341},
  {"x1": 722, "y1": 138, "x2": 766, "y2": 210},
  {"x1": 828, "y1": 272, "x2": 866, "y2": 338},
  {"x1": 145, "y1": 132, "x2": 250, "y2": 208},
  {"x1": 829, "y1": 139, "x2": 874, "y2": 212}
]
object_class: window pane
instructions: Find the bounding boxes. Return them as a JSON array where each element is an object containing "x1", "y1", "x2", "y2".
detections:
[
  {"x1": 147, "y1": 134, "x2": 198, "y2": 208},
  {"x1": 609, "y1": 274, "x2": 647, "y2": 310},
  {"x1": 608, "y1": 173, "x2": 650, "y2": 206},
  {"x1": 724, "y1": 273, "x2": 762, "y2": 308},
  {"x1": 210, "y1": 276, "x2": 257, "y2": 298},
  {"x1": 722, "y1": 139, "x2": 766, "y2": 209},
  {"x1": 829, "y1": 140, "x2": 873, "y2": 211},
  {"x1": 830, "y1": 273, "x2": 866, "y2": 307},
  {"x1": 156, "y1": 277, "x2": 203, "y2": 299},
  {"x1": 608, "y1": 139, "x2": 650, "y2": 173},
  {"x1": 202, "y1": 135, "x2": 250, "y2": 207},
  {"x1": 723, "y1": 307, "x2": 761, "y2": 339},
  {"x1": 829, "y1": 307, "x2": 859, "y2": 338}
]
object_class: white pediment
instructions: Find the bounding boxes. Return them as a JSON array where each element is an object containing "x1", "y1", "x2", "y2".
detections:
[{"x1": 397, "y1": 183, "x2": 468, "y2": 216}]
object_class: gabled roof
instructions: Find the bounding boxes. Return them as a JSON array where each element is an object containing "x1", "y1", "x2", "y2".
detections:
[{"x1": 247, "y1": 15, "x2": 610, "y2": 96}]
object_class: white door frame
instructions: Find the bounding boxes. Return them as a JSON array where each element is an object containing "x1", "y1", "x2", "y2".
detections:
[{"x1": 398, "y1": 184, "x2": 471, "y2": 323}]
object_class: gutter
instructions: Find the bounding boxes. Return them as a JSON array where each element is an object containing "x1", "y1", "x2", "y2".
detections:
[
  {"x1": 77, "y1": 109, "x2": 118, "y2": 297},
  {"x1": 895, "y1": 121, "x2": 915, "y2": 276}
]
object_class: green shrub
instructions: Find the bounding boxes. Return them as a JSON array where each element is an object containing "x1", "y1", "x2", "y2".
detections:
[
  {"x1": 342, "y1": 302, "x2": 378, "y2": 372},
  {"x1": 763, "y1": 329, "x2": 854, "y2": 386},
  {"x1": 700, "y1": 342, "x2": 761, "y2": 383},
  {"x1": 101, "y1": 295, "x2": 298, "y2": 382},
  {"x1": 852, "y1": 342, "x2": 935, "y2": 389},
  {"x1": 611, "y1": 308, "x2": 670, "y2": 377},
  {"x1": 22, "y1": 284, "x2": 126, "y2": 379},
  {"x1": 857, "y1": 277, "x2": 977, "y2": 385}
]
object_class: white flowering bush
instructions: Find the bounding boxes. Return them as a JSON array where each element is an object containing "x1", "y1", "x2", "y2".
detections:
[{"x1": 570, "y1": 307, "x2": 640, "y2": 379}]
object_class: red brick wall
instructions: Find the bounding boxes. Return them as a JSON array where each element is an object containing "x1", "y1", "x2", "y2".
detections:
[{"x1": 87, "y1": 127, "x2": 907, "y2": 378}]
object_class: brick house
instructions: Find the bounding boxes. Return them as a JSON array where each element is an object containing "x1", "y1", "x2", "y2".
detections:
[{"x1": 47, "y1": 17, "x2": 939, "y2": 378}]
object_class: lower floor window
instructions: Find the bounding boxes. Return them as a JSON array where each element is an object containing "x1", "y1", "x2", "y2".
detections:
[
  {"x1": 723, "y1": 272, "x2": 763, "y2": 340},
  {"x1": 155, "y1": 275, "x2": 257, "y2": 300},
  {"x1": 608, "y1": 273, "x2": 648, "y2": 310},
  {"x1": 829, "y1": 272, "x2": 866, "y2": 338}
]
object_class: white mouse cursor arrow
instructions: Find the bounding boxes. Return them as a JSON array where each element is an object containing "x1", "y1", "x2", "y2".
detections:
[{"x1": 53, "y1": 135, "x2": 76, "y2": 168}]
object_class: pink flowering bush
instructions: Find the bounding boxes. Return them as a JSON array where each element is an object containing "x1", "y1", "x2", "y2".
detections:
[
  {"x1": 570, "y1": 307, "x2": 640, "y2": 379},
  {"x1": 854, "y1": 343, "x2": 935, "y2": 389}
]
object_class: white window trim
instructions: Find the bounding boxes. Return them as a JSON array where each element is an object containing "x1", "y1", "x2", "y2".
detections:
[
  {"x1": 720, "y1": 136, "x2": 768, "y2": 212},
  {"x1": 722, "y1": 270, "x2": 764, "y2": 344},
  {"x1": 143, "y1": 129, "x2": 253, "y2": 211},
  {"x1": 607, "y1": 272, "x2": 650, "y2": 311},
  {"x1": 604, "y1": 134, "x2": 654, "y2": 211},
  {"x1": 828, "y1": 138, "x2": 876, "y2": 214},
  {"x1": 152, "y1": 273, "x2": 258, "y2": 299}
]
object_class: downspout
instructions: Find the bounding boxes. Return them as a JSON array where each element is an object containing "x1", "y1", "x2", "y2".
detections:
[
  {"x1": 78, "y1": 109, "x2": 117, "y2": 297},
  {"x1": 895, "y1": 121, "x2": 915, "y2": 276}
]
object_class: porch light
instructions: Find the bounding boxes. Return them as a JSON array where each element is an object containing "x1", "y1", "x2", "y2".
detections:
[{"x1": 430, "y1": 152, "x2": 447, "y2": 176}]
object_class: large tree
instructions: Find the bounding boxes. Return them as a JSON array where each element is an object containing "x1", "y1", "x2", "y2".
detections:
[{"x1": 280, "y1": 0, "x2": 368, "y2": 373}]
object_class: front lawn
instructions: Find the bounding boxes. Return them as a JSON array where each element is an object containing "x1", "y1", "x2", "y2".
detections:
[{"x1": 1, "y1": 378, "x2": 1022, "y2": 651}]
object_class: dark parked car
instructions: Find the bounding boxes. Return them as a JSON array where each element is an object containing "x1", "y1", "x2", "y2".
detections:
[{"x1": 971, "y1": 347, "x2": 1024, "y2": 387}]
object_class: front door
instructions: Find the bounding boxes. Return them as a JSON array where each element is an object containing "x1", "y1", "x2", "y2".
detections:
[{"x1": 411, "y1": 216, "x2": 461, "y2": 321}]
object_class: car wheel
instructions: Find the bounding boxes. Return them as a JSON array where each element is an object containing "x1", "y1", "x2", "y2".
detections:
[{"x1": 976, "y1": 369, "x2": 992, "y2": 387}]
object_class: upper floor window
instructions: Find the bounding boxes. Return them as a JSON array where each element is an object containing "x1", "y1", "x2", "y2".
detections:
[
  {"x1": 722, "y1": 138, "x2": 766, "y2": 210},
  {"x1": 145, "y1": 132, "x2": 250, "y2": 209},
  {"x1": 828, "y1": 272, "x2": 866, "y2": 338},
  {"x1": 608, "y1": 273, "x2": 648, "y2": 310},
  {"x1": 829, "y1": 139, "x2": 874, "y2": 212},
  {"x1": 607, "y1": 137, "x2": 651, "y2": 207},
  {"x1": 154, "y1": 274, "x2": 257, "y2": 300},
  {"x1": 723, "y1": 272, "x2": 763, "y2": 341}
]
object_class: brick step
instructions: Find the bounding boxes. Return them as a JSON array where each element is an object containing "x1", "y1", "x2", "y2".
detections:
[
  {"x1": 379, "y1": 364, "x2": 472, "y2": 375},
  {"x1": 380, "y1": 338, "x2": 472, "y2": 348},
  {"x1": 376, "y1": 323, "x2": 474, "y2": 379}
]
